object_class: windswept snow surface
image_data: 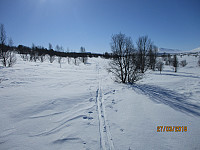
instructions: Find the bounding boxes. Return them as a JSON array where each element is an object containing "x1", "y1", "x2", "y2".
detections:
[{"x1": 0, "y1": 55, "x2": 200, "y2": 150}]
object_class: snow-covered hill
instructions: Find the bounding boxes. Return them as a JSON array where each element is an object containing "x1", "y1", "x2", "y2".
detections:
[
  {"x1": 190, "y1": 47, "x2": 200, "y2": 53},
  {"x1": 0, "y1": 55, "x2": 200, "y2": 149},
  {"x1": 158, "y1": 48, "x2": 183, "y2": 54},
  {"x1": 158, "y1": 47, "x2": 200, "y2": 54}
]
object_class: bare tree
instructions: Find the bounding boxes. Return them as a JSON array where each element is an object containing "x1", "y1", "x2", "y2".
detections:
[
  {"x1": 7, "y1": 38, "x2": 17, "y2": 67},
  {"x1": 128, "y1": 52, "x2": 143, "y2": 83},
  {"x1": 49, "y1": 43, "x2": 53, "y2": 50},
  {"x1": 39, "y1": 54, "x2": 45, "y2": 62},
  {"x1": 60, "y1": 46, "x2": 64, "y2": 52},
  {"x1": 58, "y1": 56, "x2": 62, "y2": 68},
  {"x1": 156, "y1": 59, "x2": 164, "y2": 74},
  {"x1": 172, "y1": 55, "x2": 179, "y2": 72},
  {"x1": 108, "y1": 33, "x2": 142, "y2": 83},
  {"x1": 30, "y1": 43, "x2": 35, "y2": 61},
  {"x1": 0, "y1": 25, "x2": 16, "y2": 67},
  {"x1": 48, "y1": 46, "x2": 55, "y2": 63},
  {"x1": 0, "y1": 24, "x2": 8, "y2": 66},
  {"x1": 136, "y1": 36, "x2": 153, "y2": 73},
  {"x1": 67, "y1": 57, "x2": 71, "y2": 64},
  {"x1": 109, "y1": 33, "x2": 127, "y2": 83},
  {"x1": 80, "y1": 46, "x2": 88, "y2": 64},
  {"x1": 55, "y1": 44, "x2": 60, "y2": 51},
  {"x1": 198, "y1": 56, "x2": 200, "y2": 67},
  {"x1": 148, "y1": 45, "x2": 157, "y2": 71},
  {"x1": 165, "y1": 54, "x2": 172, "y2": 65},
  {"x1": 30, "y1": 44, "x2": 39, "y2": 62},
  {"x1": 73, "y1": 56, "x2": 80, "y2": 66},
  {"x1": 49, "y1": 55, "x2": 55, "y2": 63},
  {"x1": 180, "y1": 60, "x2": 187, "y2": 67},
  {"x1": 20, "y1": 53, "x2": 29, "y2": 61},
  {"x1": 0, "y1": 24, "x2": 6, "y2": 57}
]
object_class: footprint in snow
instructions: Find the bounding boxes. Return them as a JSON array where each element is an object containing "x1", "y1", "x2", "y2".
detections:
[
  {"x1": 88, "y1": 111, "x2": 93, "y2": 120},
  {"x1": 89, "y1": 98, "x2": 94, "y2": 102},
  {"x1": 120, "y1": 128, "x2": 124, "y2": 132},
  {"x1": 88, "y1": 117, "x2": 93, "y2": 120},
  {"x1": 83, "y1": 116, "x2": 93, "y2": 120},
  {"x1": 112, "y1": 99, "x2": 116, "y2": 104},
  {"x1": 83, "y1": 116, "x2": 87, "y2": 119},
  {"x1": 108, "y1": 105, "x2": 113, "y2": 109},
  {"x1": 103, "y1": 126, "x2": 106, "y2": 132}
]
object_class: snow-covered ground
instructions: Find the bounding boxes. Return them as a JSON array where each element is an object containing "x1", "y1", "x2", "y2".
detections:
[
  {"x1": 0, "y1": 55, "x2": 200, "y2": 150},
  {"x1": 158, "y1": 47, "x2": 200, "y2": 54}
]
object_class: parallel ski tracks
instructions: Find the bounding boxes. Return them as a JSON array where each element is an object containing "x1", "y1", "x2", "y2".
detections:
[{"x1": 96, "y1": 63, "x2": 115, "y2": 150}]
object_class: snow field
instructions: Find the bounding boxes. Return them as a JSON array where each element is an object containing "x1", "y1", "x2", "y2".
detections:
[{"x1": 0, "y1": 55, "x2": 200, "y2": 150}]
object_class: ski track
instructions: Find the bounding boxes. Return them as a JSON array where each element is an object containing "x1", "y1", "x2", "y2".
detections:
[{"x1": 96, "y1": 63, "x2": 115, "y2": 150}]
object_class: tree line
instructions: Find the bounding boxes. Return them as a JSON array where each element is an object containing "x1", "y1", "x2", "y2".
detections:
[{"x1": 0, "y1": 23, "x2": 111, "y2": 67}]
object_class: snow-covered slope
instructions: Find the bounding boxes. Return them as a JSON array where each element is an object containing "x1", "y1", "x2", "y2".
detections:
[
  {"x1": 158, "y1": 48, "x2": 183, "y2": 54},
  {"x1": 190, "y1": 47, "x2": 200, "y2": 53},
  {"x1": 159, "y1": 47, "x2": 200, "y2": 54},
  {"x1": 0, "y1": 55, "x2": 200, "y2": 149}
]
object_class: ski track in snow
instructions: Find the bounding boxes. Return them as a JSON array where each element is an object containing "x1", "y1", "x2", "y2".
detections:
[{"x1": 96, "y1": 63, "x2": 115, "y2": 150}]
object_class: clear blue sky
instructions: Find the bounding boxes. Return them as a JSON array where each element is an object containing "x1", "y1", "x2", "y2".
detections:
[{"x1": 0, "y1": 0, "x2": 200, "y2": 53}]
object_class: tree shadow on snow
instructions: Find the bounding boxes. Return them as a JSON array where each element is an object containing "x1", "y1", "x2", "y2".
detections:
[
  {"x1": 131, "y1": 84, "x2": 200, "y2": 116},
  {"x1": 154, "y1": 73, "x2": 200, "y2": 79}
]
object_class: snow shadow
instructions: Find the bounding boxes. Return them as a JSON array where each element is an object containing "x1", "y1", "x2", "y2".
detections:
[
  {"x1": 131, "y1": 84, "x2": 200, "y2": 116},
  {"x1": 154, "y1": 73, "x2": 200, "y2": 79},
  {"x1": 52, "y1": 137, "x2": 83, "y2": 144}
]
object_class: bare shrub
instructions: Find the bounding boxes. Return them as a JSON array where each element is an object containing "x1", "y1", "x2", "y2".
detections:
[
  {"x1": 49, "y1": 55, "x2": 55, "y2": 63},
  {"x1": 80, "y1": 47, "x2": 88, "y2": 64},
  {"x1": 20, "y1": 53, "x2": 29, "y2": 61},
  {"x1": 7, "y1": 50, "x2": 17, "y2": 67},
  {"x1": 39, "y1": 54, "x2": 45, "y2": 63},
  {"x1": 156, "y1": 59, "x2": 164, "y2": 74},
  {"x1": 180, "y1": 60, "x2": 187, "y2": 67}
]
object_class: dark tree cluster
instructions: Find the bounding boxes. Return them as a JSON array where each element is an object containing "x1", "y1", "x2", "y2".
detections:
[
  {"x1": 0, "y1": 24, "x2": 112, "y2": 67},
  {"x1": 180, "y1": 60, "x2": 187, "y2": 67},
  {"x1": 156, "y1": 59, "x2": 164, "y2": 74},
  {"x1": 0, "y1": 23, "x2": 112, "y2": 67},
  {"x1": 17, "y1": 43, "x2": 107, "y2": 63},
  {"x1": 17, "y1": 44, "x2": 108, "y2": 65}
]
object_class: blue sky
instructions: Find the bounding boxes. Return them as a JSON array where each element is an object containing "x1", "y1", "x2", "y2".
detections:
[{"x1": 0, "y1": 0, "x2": 200, "y2": 53}]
